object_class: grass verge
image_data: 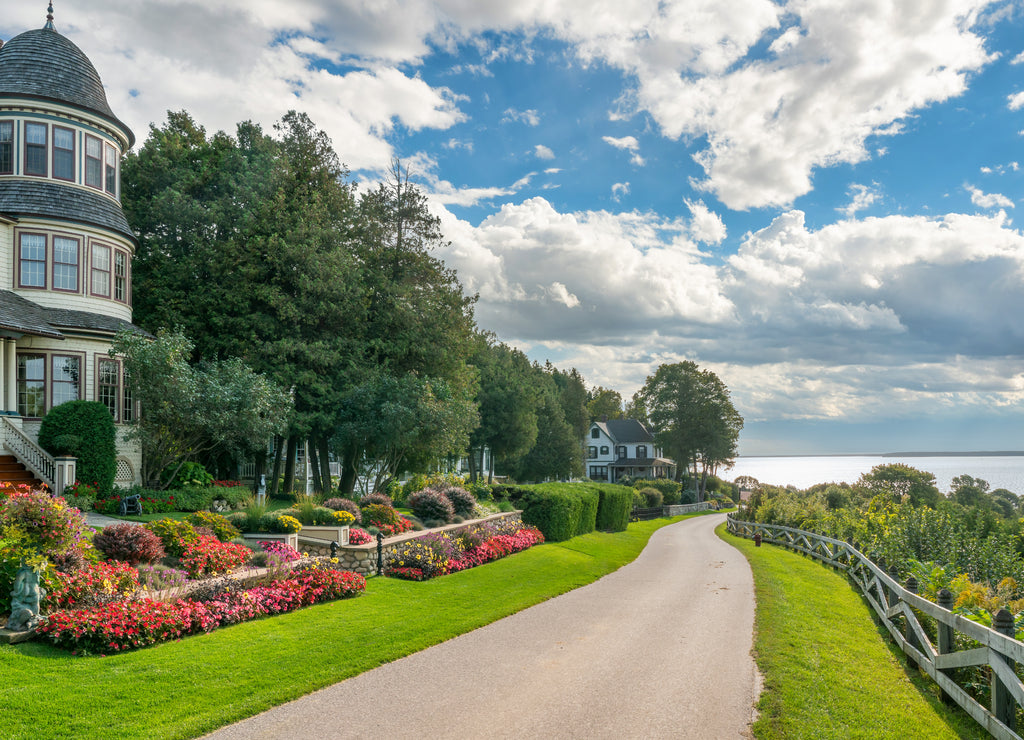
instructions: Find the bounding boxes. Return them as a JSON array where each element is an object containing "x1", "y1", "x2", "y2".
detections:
[
  {"x1": 720, "y1": 524, "x2": 988, "y2": 740},
  {"x1": 1, "y1": 514, "x2": 708, "y2": 740}
]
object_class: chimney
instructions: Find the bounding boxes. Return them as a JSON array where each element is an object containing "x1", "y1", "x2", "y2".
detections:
[{"x1": 600, "y1": 414, "x2": 608, "y2": 422}]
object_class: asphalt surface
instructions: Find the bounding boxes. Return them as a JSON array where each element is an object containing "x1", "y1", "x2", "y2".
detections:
[{"x1": 204, "y1": 512, "x2": 761, "y2": 740}]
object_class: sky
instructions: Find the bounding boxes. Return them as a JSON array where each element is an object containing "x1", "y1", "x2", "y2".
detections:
[{"x1": 5, "y1": 1, "x2": 1024, "y2": 456}]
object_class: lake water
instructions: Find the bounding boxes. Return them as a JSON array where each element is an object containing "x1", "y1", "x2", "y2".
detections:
[{"x1": 726, "y1": 455, "x2": 1024, "y2": 496}]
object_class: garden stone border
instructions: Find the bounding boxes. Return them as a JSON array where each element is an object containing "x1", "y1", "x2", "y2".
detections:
[{"x1": 330, "y1": 511, "x2": 523, "y2": 576}]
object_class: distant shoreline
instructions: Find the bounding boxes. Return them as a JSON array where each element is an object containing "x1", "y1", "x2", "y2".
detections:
[{"x1": 738, "y1": 451, "x2": 1024, "y2": 459}]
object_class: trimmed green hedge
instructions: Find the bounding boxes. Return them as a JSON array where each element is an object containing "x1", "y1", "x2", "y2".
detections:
[
  {"x1": 516, "y1": 483, "x2": 599, "y2": 542},
  {"x1": 38, "y1": 400, "x2": 116, "y2": 496},
  {"x1": 593, "y1": 483, "x2": 633, "y2": 532}
]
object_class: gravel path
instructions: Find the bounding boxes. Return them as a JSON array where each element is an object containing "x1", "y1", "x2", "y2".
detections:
[
  {"x1": 201, "y1": 515, "x2": 761, "y2": 740},
  {"x1": 204, "y1": 512, "x2": 760, "y2": 739}
]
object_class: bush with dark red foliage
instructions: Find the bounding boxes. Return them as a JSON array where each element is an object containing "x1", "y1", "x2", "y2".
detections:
[
  {"x1": 442, "y1": 486, "x2": 477, "y2": 518},
  {"x1": 407, "y1": 487, "x2": 455, "y2": 524},
  {"x1": 93, "y1": 523, "x2": 166, "y2": 565},
  {"x1": 359, "y1": 492, "x2": 393, "y2": 509}
]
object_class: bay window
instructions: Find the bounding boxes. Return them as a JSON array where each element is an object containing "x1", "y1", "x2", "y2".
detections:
[
  {"x1": 104, "y1": 143, "x2": 117, "y2": 195},
  {"x1": 114, "y1": 250, "x2": 128, "y2": 302},
  {"x1": 98, "y1": 358, "x2": 119, "y2": 418},
  {"x1": 19, "y1": 233, "x2": 46, "y2": 288},
  {"x1": 24, "y1": 123, "x2": 47, "y2": 176},
  {"x1": 85, "y1": 135, "x2": 102, "y2": 189},
  {"x1": 0, "y1": 121, "x2": 12, "y2": 174},
  {"x1": 53, "y1": 126, "x2": 74, "y2": 181},
  {"x1": 91, "y1": 243, "x2": 111, "y2": 296},
  {"x1": 53, "y1": 236, "x2": 79, "y2": 291}
]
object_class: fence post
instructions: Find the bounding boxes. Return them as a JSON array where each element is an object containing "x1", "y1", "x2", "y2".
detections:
[
  {"x1": 904, "y1": 575, "x2": 920, "y2": 670},
  {"x1": 936, "y1": 588, "x2": 955, "y2": 705},
  {"x1": 992, "y1": 608, "x2": 1017, "y2": 732}
]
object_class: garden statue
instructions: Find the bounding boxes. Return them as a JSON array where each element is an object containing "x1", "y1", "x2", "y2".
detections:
[{"x1": 6, "y1": 565, "x2": 45, "y2": 632}]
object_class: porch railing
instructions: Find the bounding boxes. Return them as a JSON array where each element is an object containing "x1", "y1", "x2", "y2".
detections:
[
  {"x1": 726, "y1": 515, "x2": 1024, "y2": 740},
  {"x1": 0, "y1": 416, "x2": 56, "y2": 490}
]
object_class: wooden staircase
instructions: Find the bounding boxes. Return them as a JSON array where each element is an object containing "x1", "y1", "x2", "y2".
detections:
[{"x1": 0, "y1": 454, "x2": 43, "y2": 488}]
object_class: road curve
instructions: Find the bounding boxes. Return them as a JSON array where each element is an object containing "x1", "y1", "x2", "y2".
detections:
[{"x1": 204, "y1": 512, "x2": 760, "y2": 739}]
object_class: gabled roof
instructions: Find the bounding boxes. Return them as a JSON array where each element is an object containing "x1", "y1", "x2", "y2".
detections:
[
  {"x1": 0, "y1": 27, "x2": 134, "y2": 146},
  {"x1": 0, "y1": 180, "x2": 136, "y2": 243},
  {"x1": 0, "y1": 290, "x2": 150, "y2": 339},
  {"x1": 593, "y1": 418, "x2": 655, "y2": 444}
]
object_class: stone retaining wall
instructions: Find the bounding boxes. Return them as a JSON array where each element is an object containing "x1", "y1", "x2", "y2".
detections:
[{"x1": 320, "y1": 511, "x2": 523, "y2": 576}]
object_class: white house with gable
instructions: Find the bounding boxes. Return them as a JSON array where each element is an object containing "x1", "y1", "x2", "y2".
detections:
[{"x1": 586, "y1": 417, "x2": 676, "y2": 483}]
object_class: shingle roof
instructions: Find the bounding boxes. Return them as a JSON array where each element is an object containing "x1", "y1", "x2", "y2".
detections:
[
  {"x1": 0, "y1": 28, "x2": 133, "y2": 146},
  {"x1": 599, "y1": 419, "x2": 655, "y2": 444},
  {"x1": 0, "y1": 180, "x2": 135, "y2": 242},
  {"x1": 0, "y1": 290, "x2": 150, "y2": 339}
]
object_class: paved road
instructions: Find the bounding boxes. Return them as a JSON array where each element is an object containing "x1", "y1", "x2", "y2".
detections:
[{"x1": 205, "y1": 513, "x2": 760, "y2": 739}]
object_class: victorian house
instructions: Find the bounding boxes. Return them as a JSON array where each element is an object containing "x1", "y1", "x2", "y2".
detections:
[
  {"x1": 0, "y1": 7, "x2": 144, "y2": 487},
  {"x1": 586, "y1": 417, "x2": 676, "y2": 483}
]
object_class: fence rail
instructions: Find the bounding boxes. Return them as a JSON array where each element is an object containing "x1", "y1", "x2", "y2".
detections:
[{"x1": 726, "y1": 515, "x2": 1024, "y2": 740}]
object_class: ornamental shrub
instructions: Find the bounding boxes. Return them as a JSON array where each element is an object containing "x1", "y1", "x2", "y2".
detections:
[
  {"x1": 632, "y1": 478, "x2": 682, "y2": 505},
  {"x1": 61, "y1": 481, "x2": 98, "y2": 511},
  {"x1": 93, "y1": 523, "x2": 165, "y2": 565},
  {"x1": 145, "y1": 518, "x2": 199, "y2": 558},
  {"x1": 360, "y1": 492, "x2": 393, "y2": 509},
  {"x1": 638, "y1": 487, "x2": 664, "y2": 507},
  {"x1": 442, "y1": 486, "x2": 477, "y2": 518},
  {"x1": 407, "y1": 487, "x2": 455, "y2": 524},
  {"x1": 324, "y1": 498, "x2": 362, "y2": 524},
  {"x1": 360, "y1": 503, "x2": 401, "y2": 528},
  {"x1": 42, "y1": 560, "x2": 139, "y2": 610},
  {"x1": 170, "y1": 486, "x2": 216, "y2": 512},
  {"x1": 402, "y1": 473, "x2": 429, "y2": 499},
  {"x1": 517, "y1": 484, "x2": 599, "y2": 542},
  {"x1": 594, "y1": 484, "x2": 632, "y2": 532},
  {"x1": 38, "y1": 400, "x2": 116, "y2": 497},
  {"x1": 160, "y1": 461, "x2": 214, "y2": 489},
  {"x1": 186, "y1": 511, "x2": 240, "y2": 542}
]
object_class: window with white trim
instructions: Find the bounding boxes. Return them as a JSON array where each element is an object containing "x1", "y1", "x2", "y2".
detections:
[
  {"x1": 24, "y1": 123, "x2": 47, "y2": 176},
  {"x1": 52, "y1": 236, "x2": 79, "y2": 292},
  {"x1": 91, "y1": 242, "x2": 111, "y2": 296},
  {"x1": 19, "y1": 233, "x2": 46, "y2": 288},
  {"x1": 53, "y1": 126, "x2": 74, "y2": 181}
]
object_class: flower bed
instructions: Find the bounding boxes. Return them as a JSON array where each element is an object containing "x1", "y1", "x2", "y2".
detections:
[
  {"x1": 384, "y1": 524, "x2": 544, "y2": 580},
  {"x1": 38, "y1": 563, "x2": 366, "y2": 655}
]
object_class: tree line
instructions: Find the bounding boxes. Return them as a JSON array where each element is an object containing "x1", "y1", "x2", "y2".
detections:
[{"x1": 121, "y1": 110, "x2": 743, "y2": 494}]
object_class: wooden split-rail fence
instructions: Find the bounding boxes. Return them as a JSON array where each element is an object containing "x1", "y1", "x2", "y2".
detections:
[{"x1": 727, "y1": 515, "x2": 1024, "y2": 740}]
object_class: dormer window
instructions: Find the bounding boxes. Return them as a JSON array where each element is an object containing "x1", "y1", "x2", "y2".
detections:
[
  {"x1": 0, "y1": 122, "x2": 12, "y2": 174},
  {"x1": 25, "y1": 123, "x2": 47, "y2": 176},
  {"x1": 53, "y1": 126, "x2": 74, "y2": 181},
  {"x1": 85, "y1": 135, "x2": 103, "y2": 189}
]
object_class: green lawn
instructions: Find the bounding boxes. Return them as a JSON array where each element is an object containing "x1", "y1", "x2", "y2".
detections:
[
  {"x1": 1, "y1": 514, "x2": 707, "y2": 740},
  {"x1": 720, "y1": 524, "x2": 987, "y2": 740}
]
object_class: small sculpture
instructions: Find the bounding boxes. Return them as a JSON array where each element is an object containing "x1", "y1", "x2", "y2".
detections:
[{"x1": 6, "y1": 565, "x2": 45, "y2": 632}]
